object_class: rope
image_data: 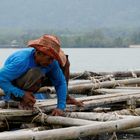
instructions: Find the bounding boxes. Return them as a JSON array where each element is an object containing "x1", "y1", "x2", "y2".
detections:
[
  {"x1": 31, "y1": 105, "x2": 47, "y2": 124},
  {"x1": 112, "y1": 79, "x2": 121, "y2": 88},
  {"x1": 130, "y1": 70, "x2": 138, "y2": 87},
  {"x1": 111, "y1": 112, "x2": 121, "y2": 120},
  {"x1": 4, "y1": 116, "x2": 9, "y2": 130},
  {"x1": 31, "y1": 114, "x2": 40, "y2": 123},
  {"x1": 71, "y1": 71, "x2": 97, "y2": 80},
  {"x1": 100, "y1": 112, "x2": 106, "y2": 122},
  {"x1": 78, "y1": 137, "x2": 82, "y2": 140},
  {"x1": 0, "y1": 115, "x2": 9, "y2": 130},
  {"x1": 131, "y1": 70, "x2": 137, "y2": 78},
  {"x1": 90, "y1": 76, "x2": 97, "y2": 83},
  {"x1": 5, "y1": 101, "x2": 10, "y2": 109},
  {"x1": 109, "y1": 132, "x2": 118, "y2": 140},
  {"x1": 128, "y1": 108, "x2": 139, "y2": 116},
  {"x1": 99, "y1": 112, "x2": 119, "y2": 140},
  {"x1": 90, "y1": 75, "x2": 123, "y2": 93},
  {"x1": 100, "y1": 112, "x2": 121, "y2": 122},
  {"x1": 89, "y1": 76, "x2": 101, "y2": 94},
  {"x1": 108, "y1": 112, "x2": 119, "y2": 140},
  {"x1": 107, "y1": 74, "x2": 114, "y2": 81},
  {"x1": 71, "y1": 71, "x2": 88, "y2": 80}
]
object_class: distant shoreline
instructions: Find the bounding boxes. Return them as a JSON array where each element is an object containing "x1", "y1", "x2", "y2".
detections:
[
  {"x1": 0, "y1": 44, "x2": 140, "y2": 49},
  {"x1": 0, "y1": 45, "x2": 24, "y2": 48},
  {"x1": 0, "y1": 45, "x2": 130, "y2": 48},
  {"x1": 0, "y1": 45, "x2": 139, "y2": 48}
]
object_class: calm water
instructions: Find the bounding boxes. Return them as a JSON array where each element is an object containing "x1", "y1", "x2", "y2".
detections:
[{"x1": 0, "y1": 48, "x2": 140, "y2": 73}]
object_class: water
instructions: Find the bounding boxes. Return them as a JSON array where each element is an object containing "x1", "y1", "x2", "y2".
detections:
[{"x1": 0, "y1": 48, "x2": 140, "y2": 73}]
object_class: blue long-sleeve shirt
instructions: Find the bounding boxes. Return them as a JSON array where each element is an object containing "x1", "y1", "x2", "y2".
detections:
[{"x1": 0, "y1": 48, "x2": 67, "y2": 110}]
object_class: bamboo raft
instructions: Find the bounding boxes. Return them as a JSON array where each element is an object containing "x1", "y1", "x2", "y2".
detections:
[{"x1": 0, "y1": 70, "x2": 140, "y2": 140}]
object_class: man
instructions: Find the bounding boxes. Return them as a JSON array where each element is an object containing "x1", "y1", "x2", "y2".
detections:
[{"x1": 0, "y1": 34, "x2": 83, "y2": 116}]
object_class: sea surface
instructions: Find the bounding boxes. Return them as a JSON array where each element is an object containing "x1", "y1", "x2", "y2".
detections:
[{"x1": 0, "y1": 48, "x2": 140, "y2": 73}]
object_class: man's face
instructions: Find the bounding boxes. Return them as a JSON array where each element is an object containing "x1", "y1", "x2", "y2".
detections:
[{"x1": 35, "y1": 51, "x2": 54, "y2": 67}]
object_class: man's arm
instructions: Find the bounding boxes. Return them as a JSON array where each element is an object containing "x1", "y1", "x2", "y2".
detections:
[
  {"x1": 0, "y1": 58, "x2": 36, "y2": 109},
  {"x1": 0, "y1": 59, "x2": 27, "y2": 98},
  {"x1": 48, "y1": 61, "x2": 67, "y2": 111}
]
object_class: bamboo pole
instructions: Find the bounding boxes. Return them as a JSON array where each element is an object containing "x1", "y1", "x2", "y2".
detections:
[
  {"x1": 1, "y1": 77, "x2": 140, "y2": 96},
  {"x1": 116, "y1": 86, "x2": 140, "y2": 90},
  {"x1": 111, "y1": 108, "x2": 140, "y2": 116},
  {"x1": 69, "y1": 80, "x2": 91, "y2": 85},
  {"x1": 34, "y1": 114, "x2": 96, "y2": 126},
  {"x1": 2, "y1": 109, "x2": 136, "y2": 125},
  {"x1": 70, "y1": 70, "x2": 140, "y2": 79},
  {"x1": 65, "y1": 112, "x2": 134, "y2": 121},
  {"x1": 1, "y1": 90, "x2": 140, "y2": 113},
  {"x1": 1, "y1": 109, "x2": 140, "y2": 135},
  {"x1": 65, "y1": 112, "x2": 140, "y2": 134},
  {"x1": 37, "y1": 91, "x2": 140, "y2": 112},
  {"x1": 99, "y1": 70, "x2": 140, "y2": 78},
  {"x1": 1, "y1": 117, "x2": 140, "y2": 140},
  {"x1": 39, "y1": 90, "x2": 140, "y2": 104},
  {"x1": 0, "y1": 100, "x2": 19, "y2": 108},
  {"x1": 94, "y1": 88, "x2": 140, "y2": 94},
  {"x1": 70, "y1": 71, "x2": 102, "y2": 79},
  {"x1": 0, "y1": 109, "x2": 33, "y2": 116},
  {"x1": 39, "y1": 77, "x2": 140, "y2": 95},
  {"x1": 4, "y1": 108, "x2": 140, "y2": 128},
  {"x1": 120, "y1": 127, "x2": 140, "y2": 134},
  {"x1": 10, "y1": 90, "x2": 137, "y2": 113},
  {"x1": 0, "y1": 109, "x2": 97, "y2": 126},
  {"x1": 79, "y1": 94, "x2": 139, "y2": 111}
]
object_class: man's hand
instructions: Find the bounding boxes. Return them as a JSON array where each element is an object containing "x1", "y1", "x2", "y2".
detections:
[
  {"x1": 19, "y1": 91, "x2": 36, "y2": 110},
  {"x1": 66, "y1": 95, "x2": 84, "y2": 107},
  {"x1": 51, "y1": 108, "x2": 64, "y2": 116}
]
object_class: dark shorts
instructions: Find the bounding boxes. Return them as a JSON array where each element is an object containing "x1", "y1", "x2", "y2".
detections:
[{"x1": 13, "y1": 67, "x2": 45, "y2": 92}]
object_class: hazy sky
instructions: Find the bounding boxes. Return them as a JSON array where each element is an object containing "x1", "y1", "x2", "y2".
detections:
[{"x1": 0, "y1": 0, "x2": 140, "y2": 30}]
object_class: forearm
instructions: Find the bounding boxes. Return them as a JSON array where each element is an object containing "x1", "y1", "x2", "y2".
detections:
[
  {"x1": 0, "y1": 81, "x2": 25, "y2": 98},
  {"x1": 55, "y1": 82, "x2": 67, "y2": 110},
  {"x1": 49, "y1": 61, "x2": 67, "y2": 110}
]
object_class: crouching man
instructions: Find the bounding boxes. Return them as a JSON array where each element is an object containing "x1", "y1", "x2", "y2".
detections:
[{"x1": 0, "y1": 34, "x2": 83, "y2": 116}]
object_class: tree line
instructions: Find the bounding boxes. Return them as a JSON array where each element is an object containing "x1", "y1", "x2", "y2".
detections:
[{"x1": 0, "y1": 27, "x2": 140, "y2": 48}]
